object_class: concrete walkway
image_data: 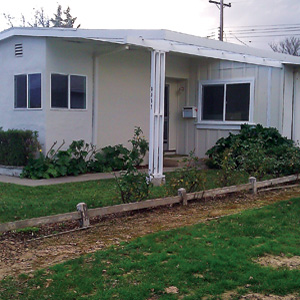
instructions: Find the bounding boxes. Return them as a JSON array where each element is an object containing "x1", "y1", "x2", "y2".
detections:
[{"x1": 0, "y1": 167, "x2": 179, "y2": 187}]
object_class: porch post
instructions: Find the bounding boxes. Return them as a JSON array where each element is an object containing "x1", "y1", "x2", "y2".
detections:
[{"x1": 149, "y1": 50, "x2": 166, "y2": 185}]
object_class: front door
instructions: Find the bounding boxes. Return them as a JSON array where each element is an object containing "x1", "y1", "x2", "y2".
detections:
[{"x1": 163, "y1": 84, "x2": 170, "y2": 150}]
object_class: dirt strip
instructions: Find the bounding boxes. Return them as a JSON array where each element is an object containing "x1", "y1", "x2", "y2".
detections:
[{"x1": 1, "y1": 187, "x2": 300, "y2": 280}]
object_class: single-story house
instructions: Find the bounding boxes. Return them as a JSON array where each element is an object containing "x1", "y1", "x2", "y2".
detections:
[{"x1": 1, "y1": 27, "x2": 300, "y2": 182}]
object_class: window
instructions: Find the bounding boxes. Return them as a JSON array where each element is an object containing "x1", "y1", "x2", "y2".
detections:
[
  {"x1": 200, "y1": 80, "x2": 252, "y2": 123},
  {"x1": 70, "y1": 75, "x2": 86, "y2": 109},
  {"x1": 14, "y1": 74, "x2": 41, "y2": 109},
  {"x1": 51, "y1": 74, "x2": 87, "y2": 109}
]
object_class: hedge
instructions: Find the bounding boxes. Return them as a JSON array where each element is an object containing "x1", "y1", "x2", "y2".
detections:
[{"x1": 0, "y1": 129, "x2": 40, "y2": 166}]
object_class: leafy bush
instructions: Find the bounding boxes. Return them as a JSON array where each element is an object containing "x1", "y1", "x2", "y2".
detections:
[
  {"x1": 22, "y1": 127, "x2": 149, "y2": 179},
  {"x1": 114, "y1": 128, "x2": 150, "y2": 203},
  {"x1": 165, "y1": 151, "x2": 206, "y2": 195},
  {"x1": 90, "y1": 145, "x2": 129, "y2": 172},
  {"x1": 206, "y1": 124, "x2": 300, "y2": 178},
  {"x1": 90, "y1": 127, "x2": 149, "y2": 172},
  {"x1": 216, "y1": 148, "x2": 240, "y2": 186},
  {"x1": 127, "y1": 126, "x2": 149, "y2": 167},
  {"x1": 115, "y1": 170, "x2": 152, "y2": 203},
  {"x1": 21, "y1": 140, "x2": 95, "y2": 179},
  {"x1": 0, "y1": 128, "x2": 40, "y2": 166}
]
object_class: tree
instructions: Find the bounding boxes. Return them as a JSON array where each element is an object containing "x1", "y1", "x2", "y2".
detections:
[
  {"x1": 2, "y1": 4, "x2": 80, "y2": 29},
  {"x1": 26, "y1": 8, "x2": 50, "y2": 27},
  {"x1": 50, "y1": 5, "x2": 79, "y2": 28},
  {"x1": 269, "y1": 37, "x2": 300, "y2": 56}
]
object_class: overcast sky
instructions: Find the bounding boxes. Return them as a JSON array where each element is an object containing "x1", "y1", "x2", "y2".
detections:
[{"x1": 1, "y1": 0, "x2": 300, "y2": 50}]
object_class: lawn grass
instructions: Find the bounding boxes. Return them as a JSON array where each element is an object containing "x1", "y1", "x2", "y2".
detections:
[
  {"x1": 0, "y1": 169, "x2": 249, "y2": 224},
  {"x1": 1, "y1": 198, "x2": 300, "y2": 299}
]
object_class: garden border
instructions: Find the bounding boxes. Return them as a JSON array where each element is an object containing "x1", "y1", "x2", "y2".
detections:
[
  {"x1": 0, "y1": 174, "x2": 298, "y2": 233},
  {"x1": 0, "y1": 165, "x2": 23, "y2": 177}
]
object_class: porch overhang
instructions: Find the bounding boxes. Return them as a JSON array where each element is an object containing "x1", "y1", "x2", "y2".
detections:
[{"x1": 126, "y1": 36, "x2": 284, "y2": 68}]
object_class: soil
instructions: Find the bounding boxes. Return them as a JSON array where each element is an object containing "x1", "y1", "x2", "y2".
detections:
[
  {"x1": 255, "y1": 254, "x2": 300, "y2": 270},
  {"x1": 222, "y1": 292, "x2": 299, "y2": 300},
  {"x1": 1, "y1": 186, "x2": 300, "y2": 281}
]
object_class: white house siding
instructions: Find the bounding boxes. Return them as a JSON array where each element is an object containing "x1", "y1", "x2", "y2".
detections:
[
  {"x1": 282, "y1": 66, "x2": 294, "y2": 140},
  {"x1": 0, "y1": 36, "x2": 47, "y2": 147},
  {"x1": 292, "y1": 68, "x2": 300, "y2": 143},
  {"x1": 44, "y1": 38, "x2": 94, "y2": 151},
  {"x1": 186, "y1": 58, "x2": 285, "y2": 157}
]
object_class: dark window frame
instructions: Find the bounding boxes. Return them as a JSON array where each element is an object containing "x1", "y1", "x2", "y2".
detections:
[
  {"x1": 14, "y1": 73, "x2": 42, "y2": 109},
  {"x1": 51, "y1": 73, "x2": 87, "y2": 110},
  {"x1": 199, "y1": 79, "x2": 254, "y2": 124}
]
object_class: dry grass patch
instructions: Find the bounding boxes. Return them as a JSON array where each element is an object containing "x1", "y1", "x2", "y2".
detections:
[
  {"x1": 241, "y1": 294, "x2": 299, "y2": 299},
  {"x1": 222, "y1": 291, "x2": 299, "y2": 300},
  {"x1": 255, "y1": 254, "x2": 300, "y2": 270}
]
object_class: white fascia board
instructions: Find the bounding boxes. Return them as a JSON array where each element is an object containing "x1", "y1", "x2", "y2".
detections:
[
  {"x1": 0, "y1": 27, "x2": 127, "y2": 44},
  {"x1": 282, "y1": 62, "x2": 300, "y2": 67},
  {"x1": 126, "y1": 36, "x2": 283, "y2": 68},
  {"x1": 163, "y1": 30, "x2": 300, "y2": 65},
  {"x1": 0, "y1": 27, "x2": 167, "y2": 43}
]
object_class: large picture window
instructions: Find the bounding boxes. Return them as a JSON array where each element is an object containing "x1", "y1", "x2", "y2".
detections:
[
  {"x1": 51, "y1": 74, "x2": 87, "y2": 109},
  {"x1": 200, "y1": 80, "x2": 252, "y2": 123},
  {"x1": 14, "y1": 74, "x2": 41, "y2": 109}
]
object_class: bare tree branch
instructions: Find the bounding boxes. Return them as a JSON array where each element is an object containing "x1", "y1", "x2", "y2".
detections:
[
  {"x1": 3, "y1": 4, "x2": 79, "y2": 29},
  {"x1": 269, "y1": 37, "x2": 300, "y2": 56},
  {"x1": 3, "y1": 13, "x2": 15, "y2": 27}
]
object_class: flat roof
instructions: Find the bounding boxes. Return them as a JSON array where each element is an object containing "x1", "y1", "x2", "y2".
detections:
[{"x1": 1, "y1": 27, "x2": 300, "y2": 67}]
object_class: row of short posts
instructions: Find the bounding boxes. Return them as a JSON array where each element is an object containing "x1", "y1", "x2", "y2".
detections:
[{"x1": 76, "y1": 178, "x2": 257, "y2": 228}]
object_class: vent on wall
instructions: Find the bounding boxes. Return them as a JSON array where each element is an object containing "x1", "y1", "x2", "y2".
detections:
[{"x1": 15, "y1": 43, "x2": 23, "y2": 57}]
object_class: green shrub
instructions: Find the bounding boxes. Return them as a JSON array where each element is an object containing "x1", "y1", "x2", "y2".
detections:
[
  {"x1": 90, "y1": 144, "x2": 129, "y2": 172},
  {"x1": 165, "y1": 151, "x2": 206, "y2": 195},
  {"x1": 90, "y1": 126, "x2": 149, "y2": 172},
  {"x1": 115, "y1": 170, "x2": 152, "y2": 203},
  {"x1": 0, "y1": 128, "x2": 40, "y2": 166},
  {"x1": 206, "y1": 124, "x2": 300, "y2": 178},
  {"x1": 114, "y1": 129, "x2": 150, "y2": 203},
  {"x1": 22, "y1": 127, "x2": 149, "y2": 179},
  {"x1": 21, "y1": 140, "x2": 96, "y2": 179},
  {"x1": 127, "y1": 126, "x2": 149, "y2": 167},
  {"x1": 216, "y1": 148, "x2": 240, "y2": 186}
]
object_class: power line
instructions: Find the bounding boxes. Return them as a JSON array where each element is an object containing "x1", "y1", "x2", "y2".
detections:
[{"x1": 224, "y1": 23, "x2": 300, "y2": 29}]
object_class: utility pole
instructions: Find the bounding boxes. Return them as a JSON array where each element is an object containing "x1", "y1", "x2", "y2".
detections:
[{"x1": 209, "y1": 0, "x2": 231, "y2": 41}]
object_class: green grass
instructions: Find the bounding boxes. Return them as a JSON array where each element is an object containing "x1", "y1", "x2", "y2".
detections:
[
  {"x1": 0, "y1": 169, "x2": 249, "y2": 223},
  {"x1": 1, "y1": 198, "x2": 300, "y2": 299}
]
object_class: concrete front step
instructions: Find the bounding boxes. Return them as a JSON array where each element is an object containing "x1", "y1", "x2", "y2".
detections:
[
  {"x1": 163, "y1": 155, "x2": 208, "y2": 169},
  {"x1": 163, "y1": 155, "x2": 188, "y2": 167}
]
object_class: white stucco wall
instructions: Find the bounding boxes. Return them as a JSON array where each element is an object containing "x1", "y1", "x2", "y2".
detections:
[
  {"x1": 96, "y1": 51, "x2": 191, "y2": 154},
  {"x1": 96, "y1": 49, "x2": 151, "y2": 150},
  {"x1": 44, "y1": 38, "x2": 94, "y2": 151},
  {"x1": 0, "y1": 36, "x2": 47, "y2": 147}
]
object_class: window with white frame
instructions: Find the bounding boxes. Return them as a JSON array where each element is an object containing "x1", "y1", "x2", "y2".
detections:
[
  {"x1": 51, "y1": 74, "x2": 86, "y2": 109},
  {"x1": 199, "y1": 80, "x2": 253, "y2": 123},
  {"x1": 14, "y1": 74, "x2": 41, "y2": 109}
]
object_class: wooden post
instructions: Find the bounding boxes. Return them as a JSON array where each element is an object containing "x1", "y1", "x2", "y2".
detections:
[
  {"x1": 178, "y1": 188, "x2": 187, "y2": 206},
  {"x1": 249, "y1": 177, "x2": 257, "y2": 194},
  {"x1": 76, "y1": 202, "x2": 90, "y2": 227}
]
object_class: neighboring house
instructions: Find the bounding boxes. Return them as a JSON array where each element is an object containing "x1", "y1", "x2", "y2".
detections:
[{"x1": 1, "y1": 27, "x2": 300, "y2": 182}]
